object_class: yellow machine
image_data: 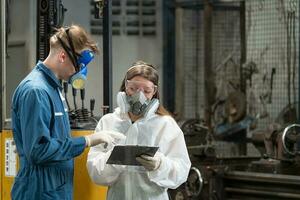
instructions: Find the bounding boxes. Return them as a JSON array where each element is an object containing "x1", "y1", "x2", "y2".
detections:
[
  {"x1": 1, "y1": 130, "x2": 18, "y2": 200},
  {"x1": 1, "y1": 130, "x2": 107, "y2": 200}
]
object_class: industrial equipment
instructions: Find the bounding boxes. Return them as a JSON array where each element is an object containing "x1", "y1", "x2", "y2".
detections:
[
  {"x1": 169, "y1": 0, "x2": 300, "y2": 198},
  {"x1": 169, "y1": 120, "x2": 300, "y2": 200}
]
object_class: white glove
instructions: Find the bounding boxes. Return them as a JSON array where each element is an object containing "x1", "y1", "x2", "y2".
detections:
[
  {"x1": 84, "y1": 130, "x2": 126, "y2": 147},
  {"x1": 136, "y1": 154, "x2": 161, "y2": 171}
]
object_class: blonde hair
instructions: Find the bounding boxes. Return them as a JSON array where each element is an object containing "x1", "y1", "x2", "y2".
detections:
[
  {"x1": 120, "y1": 61, "x2": 170, "y2": 116},
  {"x1": 50, "y1": 25, "x2": 99, "y2": 53}
]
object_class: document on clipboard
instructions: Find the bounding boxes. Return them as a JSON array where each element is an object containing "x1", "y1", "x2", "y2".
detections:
[{"x1": 107, "y1": 145, "x2": 159, "y2": 166}]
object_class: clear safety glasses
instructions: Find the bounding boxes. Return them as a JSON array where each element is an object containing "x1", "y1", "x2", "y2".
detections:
[{"x1": 125, "y1": 80, "x2": 157, "y2": 94}]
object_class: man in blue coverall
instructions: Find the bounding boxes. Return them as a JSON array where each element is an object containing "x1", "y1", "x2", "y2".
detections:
[{"x1": 11, "y1": 25, "x2": 125, "y2": 200}]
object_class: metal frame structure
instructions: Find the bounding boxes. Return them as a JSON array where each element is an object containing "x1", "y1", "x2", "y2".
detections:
[
  {"x1": 299, "y1": 0, "x2": 300, "y2": 119},
  {"x1": 163, "y1": 0, "x2": 176, "y2": 113},
  {"x1": 1, "y1": 0, "x2": 5, "y2": 131},
  {"x1": 102, "y1": 0, "x2": 113, "y2": 114}
]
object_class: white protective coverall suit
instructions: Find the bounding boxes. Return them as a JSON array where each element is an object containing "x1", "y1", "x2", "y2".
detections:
[{"x1": 86, "y1": 92, "x2": 191, "y2": 200}]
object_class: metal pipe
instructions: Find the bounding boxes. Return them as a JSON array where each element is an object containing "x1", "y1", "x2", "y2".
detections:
[
  {"x1": 102, "y1": 0, "x2": 112, "y2": 114},
  {"x1": 224, "y1": 171, "x2": 300, "y2": 185},
  {"x1": 163, "y1": 0, "x2": 175, "y2": 112},
  {"x1": 203, "y1": 0, "x2": 214, "y2": 132},
  {"x1": 175, "y1": 1, "x2": 240, "y2": 10},
  {"x1": 195, "y1": 9, "x2": 200, "y2": 118},
  {"x1": 240, "y1": 1, "x2": 246, "y2": 93},
  {"x1": 1, "y1": 0, "x2": 5, "y2": 130},
  {"x1": 298, "y1": 0, "x2": 300, "y2": 121},
  {"x1": 225, "y1": 187, "x2": 300, "y2": 198}
]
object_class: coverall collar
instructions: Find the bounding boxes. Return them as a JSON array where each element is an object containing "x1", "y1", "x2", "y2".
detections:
[{"x1": 37, "y1": 61, "x2": 63, "y2": 90}]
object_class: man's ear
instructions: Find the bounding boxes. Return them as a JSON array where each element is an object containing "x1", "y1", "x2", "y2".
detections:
[{"x1": 58, "y1": 51, "x2": 66, "y2": 63}]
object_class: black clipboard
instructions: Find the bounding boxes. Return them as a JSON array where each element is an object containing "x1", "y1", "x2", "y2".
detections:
[{"x1": 107, "y1": 145, "x2": 159, "y2": 166}]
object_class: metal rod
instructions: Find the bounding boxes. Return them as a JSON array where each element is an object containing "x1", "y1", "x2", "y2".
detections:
[
  {"x1": 102, "y1": 0, "x2": 112, "y2": 114},
  {"x1": 163, "y1": 0, "x2": 175, "y2": 112},
  {"x1": 175, "y1": 1, "x2": 240, "y2": 10},
  {"x1": 225, "y1": 187, "x2": 300, "y2": 198},
  {"x1": 240, "y1": 1, "x2": 246, "y2": 93},
  {"x1": 298, "y1": 0, "x2": 300, "y2": 120},
  {"x1": 224, "y1": 171, "x2": 300, "y2": 185},
  {"x1": 0, "y1": 0, "x2": 5, "y2": 130},
  {"x1": 195, "y1": 9, "x2": 200, "y2": 119},
  {"x1": 204, "y1": 0, "x2": 214, "y2": 131}
]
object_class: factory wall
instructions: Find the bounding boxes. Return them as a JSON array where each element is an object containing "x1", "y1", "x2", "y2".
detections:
[
  {"x1": 5, "y1": 0, "x2": 36, "y2": 121},
  {"x1": 4, "y1": 0, "x2": 163, "y2": 122},
  {"x1": 63, "y1": 0, "x2": 163, "y2": 117}
]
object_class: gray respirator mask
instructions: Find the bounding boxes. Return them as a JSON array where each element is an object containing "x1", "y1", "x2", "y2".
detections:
[{"x1": 126, "y1": 91, "x2": 155, "y2": 116}]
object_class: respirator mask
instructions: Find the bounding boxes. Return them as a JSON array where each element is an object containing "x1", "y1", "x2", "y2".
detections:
[
  {"x1": 126, "y1": 91, "x2": 153, "y2": 116},
  {"x1": 69, "y1": 50, "x2": 94, "y2": 89},
  {"x1": 57, "y1": 28, "x2": 94, "y2": 89},
  {"x1": 125, "y1": 80, "x2": 158, "y2": 116}
]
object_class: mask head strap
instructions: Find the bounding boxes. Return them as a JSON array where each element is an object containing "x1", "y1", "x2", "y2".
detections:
[
  {"x1": 57, "y1": 27, "x2": 80, "y2": 72},
  {"x1": 125, "y1": 63, "x2": 158, "y2": 89}
]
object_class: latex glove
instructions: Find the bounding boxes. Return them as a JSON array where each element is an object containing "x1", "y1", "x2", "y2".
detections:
[
  {"x1": 85, "y1": 130, "x2": 126, "y2": 147},
  {"x1": 136, "y1": 154, "x2": 161, "y2": 171}
]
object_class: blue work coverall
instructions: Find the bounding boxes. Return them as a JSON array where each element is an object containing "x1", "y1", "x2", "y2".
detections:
[{"x1": 11, "y1": 62, "x2": 86, "y2": 200}]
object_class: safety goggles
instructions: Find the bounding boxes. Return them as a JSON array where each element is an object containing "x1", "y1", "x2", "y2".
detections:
[{"x1": 125, "y1": 80, "x2": 157, "y2": 94}]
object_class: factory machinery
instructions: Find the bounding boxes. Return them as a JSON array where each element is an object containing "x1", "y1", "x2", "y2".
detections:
[
  {"x1": 167, "y1": 2, "x2": 300, "y2": 196},
  {"x1": 169, "y1": 116, "x2": 300, "y2": 200}
]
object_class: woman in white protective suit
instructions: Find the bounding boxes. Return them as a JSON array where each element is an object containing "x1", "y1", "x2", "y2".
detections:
[{"x1": 86, "y1": 61, "x2": 191, "y2": 200}]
